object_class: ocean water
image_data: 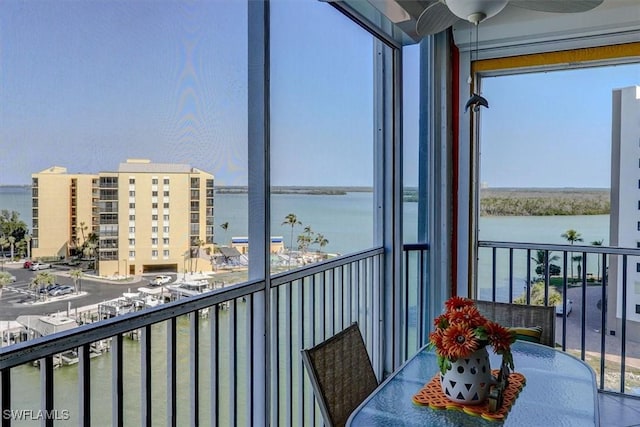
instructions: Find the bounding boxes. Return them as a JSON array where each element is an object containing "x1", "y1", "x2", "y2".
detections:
[{"x1": 0, "y1": 186, "x2": 613, "y2": 423}]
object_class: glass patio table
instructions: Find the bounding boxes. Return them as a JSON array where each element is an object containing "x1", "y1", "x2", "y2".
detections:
[{"x1": 347, "y1": 340, "x2": 599, "y2": 426}]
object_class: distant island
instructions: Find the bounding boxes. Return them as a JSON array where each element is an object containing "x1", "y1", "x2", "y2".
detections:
[
  {"x1": 215, "y1": 186, "x2": 373, "y2": 196},
  {"x1": 479, "y1": 187, "x2": 610, "y2": 216}
]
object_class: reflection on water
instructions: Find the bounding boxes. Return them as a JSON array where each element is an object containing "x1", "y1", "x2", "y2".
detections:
[{"x1": 10, "y1": 309, "x2": 247, "y2": 427}]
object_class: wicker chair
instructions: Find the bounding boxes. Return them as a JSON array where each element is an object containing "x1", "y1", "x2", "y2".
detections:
[
  {"x1": 301, "y1": 323, "x2": 378, "y2": 427},
  {"x1": 474, "y1": 300, "x2": 556, "y2": 347}
]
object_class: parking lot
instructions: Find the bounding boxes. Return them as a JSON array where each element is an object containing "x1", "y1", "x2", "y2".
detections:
[{"x1": 0, "y1": 263, "x2": 177, "y2": 320}]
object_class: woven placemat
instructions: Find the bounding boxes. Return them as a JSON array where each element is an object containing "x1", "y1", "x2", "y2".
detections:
[{"x1": 412, "y1": 370, "x2": 526, "y2": 422}]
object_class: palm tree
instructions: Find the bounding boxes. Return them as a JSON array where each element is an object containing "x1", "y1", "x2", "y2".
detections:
[
  {"x1": 0, "y1": 237, "x2": 8, "y2": 257},
  {"x1": 591, "y1": 239, "x2": 604, "y2": 281},
  {"x1": 282, "y1": 213, "x2": 301, "y2": 268},
  {"x1": 7, "y1": 236, "x2": 15, "y2": 260},
  {"x1": 24, "y1": 234, "x2": 31, "y2": 259},
  {"x1": 561, "y1": 229, "x2": 583, "y2": 281},
  {"x1": 70, "y1": 269, "x2": 83, "y2": 294},
  {"x1": 77, "y1": 221, "x2": 88, "y2": 245},
  {"x1": 30, "y1": 272, "x2": 55, "y2": 301},
  {"x1": 314, "y1": 233, "x2": 329, "y2": 253},
  {"x1": 297, "y1": 226, "x2": 314, "y2": 254},
  {"x1": 573, "y1": 255, "x2": 583, "y2": 279},
  {"x1": 220, "y1": 222, "x2": 229, "y2": 245},
  {"x1": 192, "y1": 239, "x2": 205, "y2": 273},
  {"x1": 0, "y1": 271, "x2": 14, "y2": 300},
  {"x1": 531, "y1": 249, "x2": 559, "y2": 279}
]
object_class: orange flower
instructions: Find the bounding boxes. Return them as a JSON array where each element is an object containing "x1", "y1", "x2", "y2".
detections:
[
  {"x1": 444, "y1": 296, "x2": 475, "y2": 312},
  {"x1": 447, "y1": 305, "x2": 485, "y2": 328},
  {"x1": 433, "y1": 314, "x2": 449, "y2": 329},
  {"x1": 441, "y1": 323, "x2": 479, "y2": 359},
  {"x1": 430, "y1": 297, "x2": 515, "y2": 374},
  {"x1": 429, "y1": 329, "x2": 444, "y2": 349},
  {"x1": 484, "y1": 321, "x2": 514, "y2": 354}
]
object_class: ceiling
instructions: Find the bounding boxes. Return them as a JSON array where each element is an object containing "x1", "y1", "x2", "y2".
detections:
[{"x1": 340, "y1": 0, "x2": 640, "y2": 56}]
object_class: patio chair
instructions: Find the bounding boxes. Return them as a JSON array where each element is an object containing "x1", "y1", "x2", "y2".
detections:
[
  {"x1": 301, "y1": 323, "x2": 378, "y2": 427},
  {"x1": 474, "y1": 300, "x2": 556, "y2": 347}
]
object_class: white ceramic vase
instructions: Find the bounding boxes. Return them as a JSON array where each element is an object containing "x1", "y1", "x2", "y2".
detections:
[{"x1": 440, "y1": 346, "x2": 493, "y2": 405}]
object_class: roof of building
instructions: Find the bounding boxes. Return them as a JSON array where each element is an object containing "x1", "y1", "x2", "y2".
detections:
[
  {"x1": 117, "y1": 161, "x2": 196, "y2": 174},
  {"x1": 218, "y1": 247, "x2": 242, "y2": 258},
  {"x1": 16, "y1": 315, "x2": 77, "y2": 336}
]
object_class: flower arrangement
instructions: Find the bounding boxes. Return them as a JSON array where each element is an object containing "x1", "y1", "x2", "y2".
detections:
[{"x1": 429, "y1": 297, "x2": 515, "y2": 374}]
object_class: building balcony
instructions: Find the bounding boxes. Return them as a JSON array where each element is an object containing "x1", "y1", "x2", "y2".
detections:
[{"x1": 2, "y1": 242, "x2": 640, "y2": 425}]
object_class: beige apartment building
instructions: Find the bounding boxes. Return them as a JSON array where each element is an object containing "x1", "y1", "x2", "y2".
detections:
[{"x1": 32, "y1": 159, "x2": 215, "y2": 277}]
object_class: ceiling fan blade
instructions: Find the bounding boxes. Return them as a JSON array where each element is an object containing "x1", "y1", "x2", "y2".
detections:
[
  {"x1": 509, "y1": 0, "x2": 604, "y2": 14},
  {"x1": 416, "y1": 1, "x2": 459, "y2": 36}
]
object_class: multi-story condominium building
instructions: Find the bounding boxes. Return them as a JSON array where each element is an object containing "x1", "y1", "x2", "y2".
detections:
[
  {"x1": 609, "y1": 85, "x2": 640, "y2": 341},
  {"x1": 31, "y1": 159, "x2": 214, "y2": 276}
]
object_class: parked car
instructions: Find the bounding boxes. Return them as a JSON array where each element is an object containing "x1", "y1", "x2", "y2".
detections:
[
  {"x1": 23, "y1": 260, "x2": 33, "y2": 269},
  {"x1": 50, "y1": 285, "x2": 73, "y2": 296},
  {"x1": 556, "y1": 299, "x2": 573, "y2": 316},
  {"x1": 30, "y1": 262, "x2": 51, "y2": 271},
  {"x1": 40, "y1": 284, "x2": 60, "y2": 294},
  {"x1": 150, "y1": 275, "x2": 172, "y2": 286}
]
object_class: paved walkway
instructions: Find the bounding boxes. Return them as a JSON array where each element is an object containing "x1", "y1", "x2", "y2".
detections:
[{"x1": 560, "y1": 286, "x2": 640, "y2": 369}]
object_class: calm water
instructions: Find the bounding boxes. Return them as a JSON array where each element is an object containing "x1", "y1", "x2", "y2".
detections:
[{"x1": 0, "y1": 187, "x2": 612, "y2": 424}]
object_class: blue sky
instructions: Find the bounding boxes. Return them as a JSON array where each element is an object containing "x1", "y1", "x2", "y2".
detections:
[
  {"x1": 0, "y1": 0, "x2": 638, "y2": 188},
  {"x1": 480, "y1": 63, "x2": 640, "y2": 188},
  {"x1": 0, "y1": 0, "x2": 375, "y2": 187}
]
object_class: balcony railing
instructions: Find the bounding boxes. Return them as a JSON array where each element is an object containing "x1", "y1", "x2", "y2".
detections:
[
  {"x1": 0, "y1": 248, "x2": 385, "y2": 426},
  {"x1": 477, "y1": 240, "x2": 640, "y2": 398}
]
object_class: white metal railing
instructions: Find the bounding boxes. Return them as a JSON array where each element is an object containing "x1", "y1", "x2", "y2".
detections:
[
  {"x1": 477, "y1": 240, "x2": 640, "y2": 398},
  {"x1": 0, "y1": 248, "x2": 385, "y2": 427}
]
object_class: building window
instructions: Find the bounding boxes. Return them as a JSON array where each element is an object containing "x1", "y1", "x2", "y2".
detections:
[
  {"x1": 129, "y1": 203, "x2": 135, "y2": 209},
  {"x1": 129, "y1": 226, "x2": 135, "y2": 233},
  {"x1": 163, "y1": 226, "x2": 170, "y2": 233},
  {"x1": 163, "y1": 250, "x2": 169, "y2": 257},
  {"x1": 152, "y1": 203, "x2": 158, "y2": 209},
  {"x1": 163, "y1": 202, "x2": 169, "y2": 209},
  {"x1": 129, "y1": 215, "x2": 135, "y2": 220},
  {"x1": 129, "y1": 178, "x2": 135, "y2": 184},
  {"x1": 637, "y1": 262, "x2": 640, "y2": 273},
  {"x1": 152, "y1": 178, "x2": 158, "y2": 185},
  {"x1": 129, "y1": 190, "x2": 135, "y2": 197},
  {"x1": 129, "y1": 239, "x2": 135, "y2": 246},
  {"x1": 152, "y1": 214, "x2": 158, "y2": 221},
  {"x1": 152, "y1": 226, "x2": 158, "y2": 233},
  {"x1": 164, "y1": 178, "x2": 170, "y2": 185},
  {"x1": 129, "y1": 251, "x2": 135, "y2": 258},
  {"x1": 163, "y1": 238, "x2": 169, "y2": 245},
  {"x1": 152, "y1": 250, "x2": 158, "y2": 257},
  {"x1": 152, "y1": 191, "x2": 158, "y2": 197},
  {"x1": 163, "y1": 214, "x2": 169, "y2": 221},
  {"x1": 637, "y1": 305, "x2": 640, "y2": 314},
  {"x1": 637, "y1": 241, "x2": 640, "y2": 248},
  {"x1": 637, "y1": 221, "x2": 640, "y2": 231},
  {"x1": 151, "y1": 238, "x2": 158, "y2": 245},
  {"x1": 164, "y1": 191, "x2": 169, "y2": 197}
]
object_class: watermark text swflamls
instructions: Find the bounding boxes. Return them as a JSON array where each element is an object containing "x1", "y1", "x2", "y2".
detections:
[{"x1": 2, "y1": 409, "x2": 71, "y2": 421}]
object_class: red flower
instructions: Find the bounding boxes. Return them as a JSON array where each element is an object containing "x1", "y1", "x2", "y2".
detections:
[
  {"x1": 447, "y1": 305, "x2": 484, "y2": 328},
  {"x1": 441, "y1": 323, "x2": 479, "y2": 359},
  {"x1": 484, "y1": 321, "x2": 514, "y2": 354},
  {"x1": 433, "y1": 314, "x2": 449, "y2": 329},
  {"x1": 430, "y1": 297, "x2": 515, "y2": 373},
  {"x1": 429, "y1": 329, "x2": 444, "y2": 349},
  {"x1": 444, "y1": 296, "x2": 475, "y2": 312}
]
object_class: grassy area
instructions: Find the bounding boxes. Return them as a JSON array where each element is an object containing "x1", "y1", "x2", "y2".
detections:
[{"x1": 547, "y1": 276, "x2": 602, "y2": 290}]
